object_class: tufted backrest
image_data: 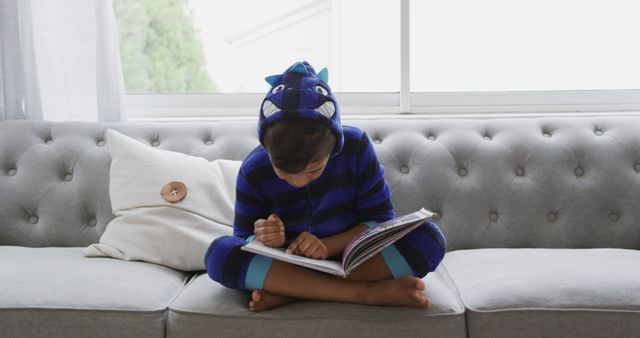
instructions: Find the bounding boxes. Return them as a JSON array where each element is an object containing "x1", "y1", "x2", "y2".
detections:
[{"x1": 1, "y1": 117, "x2": 639, "y2": 250}]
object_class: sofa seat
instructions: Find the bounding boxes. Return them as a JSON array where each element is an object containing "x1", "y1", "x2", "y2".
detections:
[
  {"x1": 0, "y1": 246, "x2": 190, "y2": 338},
  {"x1": 442, "y1": 248, "x2": 640, "y2": 338},
  {"x1": 166, "y1": 268, "x2": 466, "y2": 338}
]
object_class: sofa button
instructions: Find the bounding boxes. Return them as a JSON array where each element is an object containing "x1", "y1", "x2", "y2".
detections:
[
  {"x1": 575, "y1": 167, "x2": 584, "y2": 177},
  {"x1": 427, "y1": 135, "x2": 436, "y2": 141},
  {"x1": 373, "y1": 138, "x2": 381, "y2": 144},
  {"x1": 483, "y1": 134, "x2": 492, "y2": 140},
  {"x1": 151, "y1": 140, "x2": 160, "y2": 147},
  {"x1": 64, "y1": 174, "x2": 73, "y2": 181},
  {"x1": 543, "y1": 132, "x2": 551, "y2": 137},
  {"x1": 29, "y1": 216, "x2": 38, "y2": 224},
  {"x1": 547, "y1": 213, "x2": 557, "y2": 222},
  {"x1": 400, "y1": 166, "x2": 409, "y2": 174},
  {"x1": 458, "y1": 168, "x2": 467, "y2": 177},
  {"x1": 97, "y1": 140, "x2": 106, "y2": 146},
  {"x1": 594, "y1": 129, "x2": 603, "y2": 136},
  {"x1": 161, "y1": 181, "x2": 187, "y2": 203},
  {"x1": 45, "y1": 139, "x2": 53, "y2": 145},
  {"x1": 7, "y1": 168, "x2": 17, "y2": 176},
  {"x1": 205, "y1": 139, "x2": 213, "y2": 145},
  {"x1": 609, "y1": 213, "x2": 619, "y2": 222},
  {"x1": 516, "y1": 167, "x2": 524, "y2": 176},
  {"x1": 489, "y1": 212, "x2": 498, "y2": 221},
  {"x1": 433, "y1": 211, "x2": 441, "y2": 220},
  {"x1": 89, "y1": 218, "x2": 97, "y2": 226},
  {"x1": 634, "y1": 163, "x2": 640, "y2": 172}
]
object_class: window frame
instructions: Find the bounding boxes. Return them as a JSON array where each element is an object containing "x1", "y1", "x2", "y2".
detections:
[{"x1": 125, "y1": 0, "x2": 640, "y2": 121}]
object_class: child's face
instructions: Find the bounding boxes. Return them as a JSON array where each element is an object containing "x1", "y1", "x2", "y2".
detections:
[{"x1": 272, "y1": 156, "x2": 329, "y2": 188}]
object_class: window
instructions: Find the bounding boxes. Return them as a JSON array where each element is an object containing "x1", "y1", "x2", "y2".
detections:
[
  {"x1": 114, "y1": 0, "x2": 640, "y2": 119},
  {"x1": 411, "y1": 0, "x2": 640, "y2": 92},
  {"x1": 114, "y1": 0, "x2": 398, "y2": 94}
]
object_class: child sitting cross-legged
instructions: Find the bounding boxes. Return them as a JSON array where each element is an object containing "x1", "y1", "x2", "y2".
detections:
[{"x1": 204, "y1": 61, "x2": 447, "y2": 312}]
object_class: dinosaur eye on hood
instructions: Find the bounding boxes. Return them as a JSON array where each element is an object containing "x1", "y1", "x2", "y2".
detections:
[
  {"x1": 315, "y1": 85, "x2": 328, "y2": 96},
  {"x1": 271, "y1": 84, "x2": 285, "y2": 94}
]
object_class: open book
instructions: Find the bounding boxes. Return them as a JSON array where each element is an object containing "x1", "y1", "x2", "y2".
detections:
[{"x1": 241, "y1": 208, "x2": 436, "y2": 278}]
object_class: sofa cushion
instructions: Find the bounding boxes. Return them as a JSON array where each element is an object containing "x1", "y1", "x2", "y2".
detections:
[
  {"x1": 84, "y1": 129, "x2": 239, "y2": 271},
  {"x1": 443, "y1": 248, "x2": 640, "y2": 338},
  {"x1": 166, "y1": 268, "x2": 466, "y2": 338},
  {"x1": 0, "y1": 246, "x2": 189, "y2": 338}
]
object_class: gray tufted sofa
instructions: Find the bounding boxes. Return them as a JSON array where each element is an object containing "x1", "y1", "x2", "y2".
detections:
[{"x1": 1, "y1": 116, "x2": 639, "y2": 338}]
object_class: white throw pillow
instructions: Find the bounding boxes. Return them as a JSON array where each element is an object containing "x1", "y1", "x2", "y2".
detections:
[{"x1": 84, "y1": 129, "x2": 239, "y2": 271}]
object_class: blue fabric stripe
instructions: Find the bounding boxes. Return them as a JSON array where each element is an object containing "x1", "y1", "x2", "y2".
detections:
[
  {"x1": 395, "y1": 221, "x2": 446, "y2": 277},
  {"x1": 358, "y1": 185, "x2": 391, "y2": 209},
  {"x1": 234, "y1": 200, "x2": 265, "y2": 215},
  {"x1": 245, "y1": 254, "x2": 273, "y2": 290},
  {"x1": 205, "y1": 236, "x2": 253, "y2": 290},
  {"x1": 381, "y1": 244, "x2": 414, "y2": 278},
  {"x1": 363, "y1": 220, "x2": 378, "y2": 229}
]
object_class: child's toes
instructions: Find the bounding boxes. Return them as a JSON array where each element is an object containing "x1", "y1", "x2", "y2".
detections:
[
  {"x1": 412, "y1": 290, "x2": 430, "y2": 308},
  {"x1": 251, "y1": 290, "x2": 262, "y2": 302},
  {"x1": 419, "y1": 294, "x2": 431, "y2": 308}
]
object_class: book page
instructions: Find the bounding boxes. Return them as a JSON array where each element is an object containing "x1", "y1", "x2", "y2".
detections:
[
  {"x1": 342, "y1": 208, "x2": 435, "y2": 272},
  {"x1": 347, "y1": 222, "x2": 424, "y2": 271},
  {"x1": 241, "y1": 240, "x2": 347, "y2": 277}
]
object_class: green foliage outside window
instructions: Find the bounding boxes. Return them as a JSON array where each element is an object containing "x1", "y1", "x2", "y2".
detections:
[{"x1": 113, "y1": 0, "x2": 216, "y2": 93}]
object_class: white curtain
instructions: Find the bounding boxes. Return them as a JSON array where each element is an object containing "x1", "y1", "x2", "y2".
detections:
[{"x1": 0, "y1": 0, "x2": 126, "y2": 121}]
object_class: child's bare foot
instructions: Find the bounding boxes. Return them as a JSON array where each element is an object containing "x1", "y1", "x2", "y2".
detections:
[
  {"x1": 366, "y1": 276, "x2": 430, "y2": 308},
  {"x1": 249, "y1": 290, "x2": 297, "y2": 312}
]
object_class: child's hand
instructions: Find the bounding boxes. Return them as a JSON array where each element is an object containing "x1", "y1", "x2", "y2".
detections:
[
  {"x1": 254, "y1": 214, "x2": 285, "y2": 248},
  {"x1": 286, "y1": 232, "x2": 328, "y2": 259}
]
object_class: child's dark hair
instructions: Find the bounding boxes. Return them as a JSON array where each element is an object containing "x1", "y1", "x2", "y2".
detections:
[{"x1": 263, "y1": 119, "x2": 336, "y2": 174}]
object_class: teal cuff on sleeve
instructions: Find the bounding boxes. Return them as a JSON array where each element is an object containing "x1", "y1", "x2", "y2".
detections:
[
  {"x1": 381, "y1": 244, "x2": 414, "y2": 278},
  {"x1": 362, "y1": 220, "x2": 378, "y2": 229},
  {"x1": 246, "y1": 235, "x2": 256, "y2": 242},
  {"x1": 245, "y1": 254, "x2": 272, "y2": 290}
]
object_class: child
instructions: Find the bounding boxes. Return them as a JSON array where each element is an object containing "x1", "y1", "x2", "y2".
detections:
[{"x1": 204, "y1": 61, "x2": 446, "y2": 312}]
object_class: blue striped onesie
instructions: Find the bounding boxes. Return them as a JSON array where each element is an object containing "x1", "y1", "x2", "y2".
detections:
[{"x1": 204, "y1": 61, "x2": 446, "y2": 290}]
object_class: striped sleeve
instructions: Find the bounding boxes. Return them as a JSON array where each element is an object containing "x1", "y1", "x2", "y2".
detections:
[
  {"x1": 233, "y1": 168, "x2": 267, "y2": 240},
  {"x1": 355, "y1": 132, "x2": 395, "y2": 223}
]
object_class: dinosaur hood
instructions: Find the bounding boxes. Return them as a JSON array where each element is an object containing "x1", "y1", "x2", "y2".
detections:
[{"x1": 257, "y1": 61, "x2": 343, "y2": 157}]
